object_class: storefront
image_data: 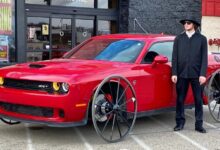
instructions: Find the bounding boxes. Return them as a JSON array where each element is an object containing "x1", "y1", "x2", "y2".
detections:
[
  {"x1": 0, "y1": 0, "x2": 203, "y2": 67},
  {"x1": 0, "y1": 0, "x2": 119, "y2": 67},
  {"x1": 0, "y1": 0, "x2": 15, "y2": 65},
  {"x1": 202, "y1": 0, "x2": 220, "y2": 52}
]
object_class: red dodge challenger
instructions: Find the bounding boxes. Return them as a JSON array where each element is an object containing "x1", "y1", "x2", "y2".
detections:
[{"x1": 0, "y1": 34, "x2": 220, "y2": 142}]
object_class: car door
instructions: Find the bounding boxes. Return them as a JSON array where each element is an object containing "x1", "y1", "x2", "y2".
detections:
[{"x1": 136, "y1": 41, "x2": 176, "y2": 110}]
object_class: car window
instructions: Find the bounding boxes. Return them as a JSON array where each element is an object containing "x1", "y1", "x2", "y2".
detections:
[
  {"x1": 68, "y1": 39, "x2": 145, "y2": 63},
  {"x1": 148, "y1": 41, "x2": 174, "y2": 61},
  {"x1": 95, "y1": 40, "x2": 144, "y2": 62}
]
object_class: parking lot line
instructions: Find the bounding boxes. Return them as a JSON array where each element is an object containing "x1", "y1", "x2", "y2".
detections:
[
  {"x1": 185, "y1": 112, "x2": 218, "y2": 129},
  {"x1": 25, "y1": 123, "x2": 34, "y2": 150},
  {"x1": 150, "y1": 117, "x2": 208, "y2": 150},
  {"x1": 74, "y1": 127, "x2": 93, "y2": 150},
  {"x1": 131, "y1": 135, "x2": 152, "y2": 150}
]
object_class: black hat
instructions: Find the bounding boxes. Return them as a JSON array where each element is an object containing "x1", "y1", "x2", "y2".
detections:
[{"x1": 180, "y1": 16, "x2": 200, "y2": 26}]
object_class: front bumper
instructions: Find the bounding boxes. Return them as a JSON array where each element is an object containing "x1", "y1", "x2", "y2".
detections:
[
  {"x1": 0, "y1": 114, "x2": 87, "y2": 127},
  {"x1": 0, "y1": 86, "x2": 88, "y2": 126}
]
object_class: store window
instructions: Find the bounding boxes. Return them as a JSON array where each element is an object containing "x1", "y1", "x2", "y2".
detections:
[
  {"x1": 26, "y1": 0, "x2": 94, "y2": 8},
  {"x1": 52, "y1": 0, "x2": 94, "y2": 8},
  {"x1": 0, "y1": 0, "x2": 15, "y2": 63},
  {"x1": 97, "y1": 20, "x2": 117, "y2": 35},
  {"x1": 98, "y1": 0, "x2": 118, "y2": 9},
  {"x1": 25, "y1": 0, "x2": 49, "y2": 5},
  {"x1": 51, "y1": 18, "x2": 72, "y2": 59},
  {"x1": 26, "y1": 0, "x2": 119, "y2": 9},
  {"x1": 76, "y1": 19, "x2": 94, "y2": 45},
  {"x1": 26, "y1": 17, "x2": 50, "y2": 62}
]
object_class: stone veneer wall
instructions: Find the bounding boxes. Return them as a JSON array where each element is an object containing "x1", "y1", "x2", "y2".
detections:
[
  {"x1": 118, "y1": 0, "x2": 129, "y2": 33},
  {"x1": 119, "y1": 0, "x2": 202, "y2": 35}
]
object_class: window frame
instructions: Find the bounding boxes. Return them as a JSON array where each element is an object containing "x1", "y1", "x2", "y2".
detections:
[{"x1": 141, "y1": 40, "x2": 174, "y2": 64}]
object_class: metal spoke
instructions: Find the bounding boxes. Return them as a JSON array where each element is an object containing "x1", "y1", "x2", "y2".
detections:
[
  {"x1": 118, "y1": 85, "x2": 129, "y2": 105},
  {"x1": 119, "y1": 109, "x2": 136, "y2": 114},
  {"x1": 214, "y1": 78, "x2": 220, "y2": 91},
  {"x1": 212, "y1": 102, "x2": 218, "y2": 113},
  {"x1": 120, "y1": 97, "x2": 135, "y2": 108},
  {"x1": 110, "y1": 114, "x2": 116, "y2": 140},
  {"x1": 108, "y1": 82, "x2": 114, "y2": 100},
  {"x1": 102, "y1": 114, "x2": 113, "y2": 133},
  {"x1": 117, "y1": 112, "x2": 131, "y2": 128},
  {"x1": 104, "y1": 110, "x2": 114, "y2": 116},
  {"x1": 116, "y1": 78, "x2": 121, "y2": 104},
  {"x1": 209, "y1": 96, "x2": 220, "y2": 102},
  {"x1": 116, "y1": 114, "x2": 122, "y2": 138}
]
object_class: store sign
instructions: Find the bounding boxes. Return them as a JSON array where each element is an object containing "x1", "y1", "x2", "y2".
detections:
[
  {"x1": 28, "y1": 27, "x2": 36, "y2": 39},
  {"x1": 0, "y1": 0, "x2": 12, "y2": 35},
  {"x1": 0, "y1": 35, "x2": 9, "y2": 62},
  {"x1": 42, "y1": 24, "x2": 49, "y2": 35}
]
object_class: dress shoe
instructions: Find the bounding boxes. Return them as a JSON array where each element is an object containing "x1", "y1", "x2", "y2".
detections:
[
  {"x1": 195, "y1": 127, "x2": 206, "y2": 133},
  {"x1": 174, "y1": 124, "x2": 184, "y2": 131}
]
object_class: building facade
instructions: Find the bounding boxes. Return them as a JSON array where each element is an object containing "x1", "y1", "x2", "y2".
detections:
[
  {"x1": 0, "y1": 0, "x2": 203, "y2": 67},
  {"x1": 201, "y1": 0, "x2": 220, "y2": 52}
]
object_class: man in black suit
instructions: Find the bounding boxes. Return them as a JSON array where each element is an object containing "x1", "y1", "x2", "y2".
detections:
[{"x1": 171, "y1": 16, "x2": 208, "y2": 133}]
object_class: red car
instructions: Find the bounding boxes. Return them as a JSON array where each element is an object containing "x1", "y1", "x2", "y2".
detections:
[{"x1": 0, "y1": 34, "x2": 220, "y2": 142}]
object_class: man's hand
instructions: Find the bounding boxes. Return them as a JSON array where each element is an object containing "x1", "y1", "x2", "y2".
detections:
[
  {"x1": 199, "y1": 76, "x2": 206, "y2": 85},
  {"x1": 171, "y1": 75, "x2": 177, "y2": 84}
]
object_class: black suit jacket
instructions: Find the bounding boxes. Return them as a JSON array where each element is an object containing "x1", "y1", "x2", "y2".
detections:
[{"x1": 172, "y1": 32, "x2": 208, "y2": 78}]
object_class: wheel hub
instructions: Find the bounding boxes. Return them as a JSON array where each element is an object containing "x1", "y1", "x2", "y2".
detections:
[{"x1": 94, "y1": 94, "x2": 112, "y2": 122}]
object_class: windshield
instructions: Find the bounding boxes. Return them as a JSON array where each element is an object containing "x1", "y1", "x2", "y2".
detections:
[{"x1": 66, "y1": 39, "x2": 145, "y2": 63}]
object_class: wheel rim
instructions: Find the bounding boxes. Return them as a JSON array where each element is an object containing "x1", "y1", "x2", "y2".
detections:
[
  {"x1": 92, "y1": 75, "x2": 137, "y2": 143},
  {"x1": 0, "y1": 118, "x2": 20, "y2": 125},
  {"x1": 208, "y1": 70, "x2": 220, "y2": 122}
]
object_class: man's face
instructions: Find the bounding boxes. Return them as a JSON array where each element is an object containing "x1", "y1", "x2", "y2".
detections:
[{"x1": 183, "y1": 21, "x2": 194, "y2": 31}]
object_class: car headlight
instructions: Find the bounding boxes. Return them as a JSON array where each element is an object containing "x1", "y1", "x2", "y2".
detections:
[
  {"x1": 0, "y1": 77, "x2": 4, "y2": 85},
  {"x1": 52, "y1": 82, "x2": 69, "y2": 93},
  {"x1": 61, "y1": 83, "x2": 69, "y2": 93}
]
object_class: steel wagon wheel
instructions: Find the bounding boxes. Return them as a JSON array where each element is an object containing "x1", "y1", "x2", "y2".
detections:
[
  {"x1": 92, "y1": 75, "x2": 137, "y2": 142},
  {"x1": 208, "y1": 69, "x2": 220, "y2": 122},
  {"x1": 0, "y1": 118, "x2": 20, "y2": 125}
]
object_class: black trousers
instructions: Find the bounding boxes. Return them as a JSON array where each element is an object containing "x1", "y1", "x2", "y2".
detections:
[{"x1": 176, "y1": 78, "x2": 204, "y2": 128}]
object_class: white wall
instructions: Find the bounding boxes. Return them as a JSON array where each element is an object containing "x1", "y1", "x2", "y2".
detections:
[{"x1": 201, "y1": 16, "x2": 220, "y2": 52}]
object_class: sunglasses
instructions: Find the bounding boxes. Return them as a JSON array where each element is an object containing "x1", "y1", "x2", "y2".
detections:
[{"x1": 184, "y1": 21, "x2": 192, "y2": 25}]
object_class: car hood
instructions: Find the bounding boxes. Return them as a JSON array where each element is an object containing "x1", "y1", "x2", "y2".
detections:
[{"x1": 0, "y1": 59, "x2": 131, "y2": 83}]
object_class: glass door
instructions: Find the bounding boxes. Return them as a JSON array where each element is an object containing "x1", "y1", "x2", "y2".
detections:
[
  {"x1": 26, "y1": 15, "x2": 96, "y2": 62},
  {"x1": 26, "y1": 17, "x2": 50, "y2": 62},
  {"x1": 75, "y1": 17, "x2": 95, "y2": 45},
  {"x1": 51, "y1": 17, "x2": 72, "y2": 59}
]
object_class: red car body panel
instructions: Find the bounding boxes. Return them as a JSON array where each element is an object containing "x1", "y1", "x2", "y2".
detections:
[{"x1": 0, "y1": 34, "x2": 219, "y2": 127}]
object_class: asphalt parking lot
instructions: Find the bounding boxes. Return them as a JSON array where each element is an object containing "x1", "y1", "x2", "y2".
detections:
[{"x1": 1, "y1": 106, "x2": 220, "y2": 150}]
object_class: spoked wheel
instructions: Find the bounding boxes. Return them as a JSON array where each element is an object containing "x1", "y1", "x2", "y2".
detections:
[
  {"x1": 208, "y1": 69, "x2": 220, "y2": 122},
  {"x1": 0, "y1": 118, "x2": 21, "y2": 125},
  {"x1": 92, "y1": 75, "x2": 137, "y2": 143}
]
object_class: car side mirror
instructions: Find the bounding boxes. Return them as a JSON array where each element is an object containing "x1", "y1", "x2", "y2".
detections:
[{"x1": 152, "y1": 55, "x2": 168, "y2": 67}]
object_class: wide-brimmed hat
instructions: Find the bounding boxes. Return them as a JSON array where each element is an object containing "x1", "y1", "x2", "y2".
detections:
[{"x1": 180, "y1": 16, "x2": 200, "y2": 26}]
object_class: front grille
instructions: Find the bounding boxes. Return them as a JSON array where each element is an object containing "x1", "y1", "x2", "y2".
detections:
[
  {"x1": 0, "y1": 102, "x2": 53, "y2": 117},
  {"x1": 3, "y1": 78, "x2": 53, "y2": 93}
]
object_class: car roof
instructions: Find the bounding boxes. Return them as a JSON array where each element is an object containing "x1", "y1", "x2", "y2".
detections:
[{"x1": 92, "y1": 33, "x2": 175, "y2": 40}]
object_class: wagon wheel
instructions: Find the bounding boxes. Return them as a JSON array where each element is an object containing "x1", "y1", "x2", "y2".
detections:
[
  {"x1": 0, "y1": 118, "x2": 20, "y2": 125},
  {"x1": 92, "y1": 75, "x2": 137, "y2": 142},
  {"x1": 208, "y1": 69, "x2": 220, "y2": 122}
]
